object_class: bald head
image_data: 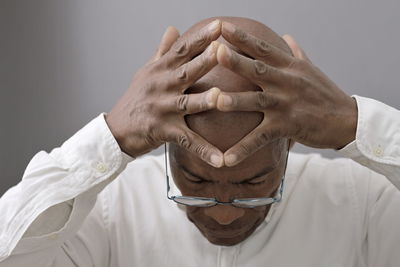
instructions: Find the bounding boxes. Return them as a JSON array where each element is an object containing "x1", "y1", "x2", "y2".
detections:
[
  {"x1": 167, "y1": 17, "x2": 293, "y2": 246},
  {"x1": 182, "y1": 17, "x2": 291, "y2": 152}
]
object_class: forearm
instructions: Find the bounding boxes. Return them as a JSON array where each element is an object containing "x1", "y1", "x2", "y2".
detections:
[{"x1": 0, "y1": 113, "x2": 132, "y2": 264}]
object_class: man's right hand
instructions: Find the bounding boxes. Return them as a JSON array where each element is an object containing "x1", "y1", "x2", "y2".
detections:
[{"x1": 106, "y1": 20, "x2": 224, "y2": 168}]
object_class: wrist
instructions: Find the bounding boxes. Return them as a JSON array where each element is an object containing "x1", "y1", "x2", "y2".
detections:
[
  {"x1": 104, "y1": 112, "x2": 157, "y2": 158},
  {"x1": 336, "y1": 97, "x2": 358, "y2": 149},
  {"x1": 104, "y1": 112, "x2": 130, "y2": 154}
]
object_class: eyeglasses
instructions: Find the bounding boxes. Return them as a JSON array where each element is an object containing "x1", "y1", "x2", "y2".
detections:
[{"x1": 164, "y1": 141, "x2": 290, "y2": 208}]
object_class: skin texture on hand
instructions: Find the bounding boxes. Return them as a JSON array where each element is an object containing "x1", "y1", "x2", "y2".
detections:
[
  {"x1": 215, "y1": 21, "x2": 358, "y2": 166},
  {"x1": 168, "y1": 16, "x2": 357, "y2": 246},
  {"x1": 105, "y1": 15, "x2": 357, "y2": 246},
  {"x1": 169, "y1": 16, "x2": 292, "y2": 246},
  {"x1": 106, "y1": 20, "x2": 225, "y2": 167}
]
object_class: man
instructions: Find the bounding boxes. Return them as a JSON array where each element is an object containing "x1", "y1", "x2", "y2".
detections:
[{"x1": 0, "y1": 16, "x2": 399, "y2": 266}]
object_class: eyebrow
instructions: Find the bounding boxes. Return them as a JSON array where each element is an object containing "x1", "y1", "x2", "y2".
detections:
[{"x1": 178, "y1": 163, "x2": 276, "y2": 183}]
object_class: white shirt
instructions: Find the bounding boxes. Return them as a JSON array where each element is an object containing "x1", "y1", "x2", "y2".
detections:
[{"x1": 0, "y1": 95, "x2": 400, "y2": 267}]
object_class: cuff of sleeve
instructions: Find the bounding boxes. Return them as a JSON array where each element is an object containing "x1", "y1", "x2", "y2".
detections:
[
  {"x1": 337, "y1": 95, "x2": 400, "y2": 166},
  {"x1": 0, "y1": 113, "x2": 133, "y2": 260},
  {"x1": 337, "y1": 139, "x2": 360, "y2": 158}
]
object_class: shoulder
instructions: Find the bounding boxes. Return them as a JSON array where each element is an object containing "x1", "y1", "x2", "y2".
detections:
[
  {"x1": 285, "y1": 151, "x2": 395, "y2": 218},
  {"x1": 99, "y1": 153, "x2": 168, "y2": 210},
  {"x1": 287, "y1": 151, "x2": 383, "y2": 190}
]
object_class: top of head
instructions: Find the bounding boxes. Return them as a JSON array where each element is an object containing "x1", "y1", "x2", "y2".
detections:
[{"x1": 183, "y1": 16, "x2": 292, "y2": 153}]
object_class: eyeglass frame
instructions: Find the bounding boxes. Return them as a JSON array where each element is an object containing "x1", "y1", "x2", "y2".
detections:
[{"x1": 164, "y1": 140, "x2": 290, "y2": 208}]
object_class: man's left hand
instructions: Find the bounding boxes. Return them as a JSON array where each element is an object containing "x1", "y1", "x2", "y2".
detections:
[{"x1": 216, "y1": 22, "x2": 358, "y2": 167}]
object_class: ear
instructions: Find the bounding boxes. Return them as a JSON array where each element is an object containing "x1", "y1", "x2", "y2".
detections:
[{"x1": 282, "y1": 34, "x2": 311, "y2": 62}]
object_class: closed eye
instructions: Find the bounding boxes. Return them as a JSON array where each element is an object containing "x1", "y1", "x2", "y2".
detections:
[
  {"x1": 183, "y1": 173, "x2": 206, "y2": 184},
  {"x1": 246, "y1": 179, "x2": 267, "y2": 186},
  {"x1": 240, "y1": 175, "x2": 268, "y2": 186},
  {"x1": 185, "y1": 177, "x2": 203, "y2": 184}
]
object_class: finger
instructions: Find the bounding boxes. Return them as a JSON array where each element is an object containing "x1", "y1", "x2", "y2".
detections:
[
  {"x1": 155, "y1": 26, "x2": 180, "y2": 60},
  {"x1": 165, "y1": 127, "x2": 224, "y2": 168},
  {"x1": 217, "y1": 44, "x2": 294, "y2": 87},
  {"x1": 161, "y1": 87, "x2": 221, "y2": 114},
  {"x1": 282, "y1": 34, "x2": 311, "y2": 62},
  {"x1": 223, "y1": 125, "x2": 282, "y2": 167},
  {"x1": 221, "y1": 22, "x2": 293, "y2": 68},
  {"x1": 162, "y1": 19, "x2": 222, "y2": 67},
  {"x1": 149, "y1": 26, "x2": 180, "y2": 63},
  {"x1": 170, "y1": 41, "x2": 219, "y2": 90},
  {"x1": 216, "y1": 91, "x2": 280, "y2": 112}
]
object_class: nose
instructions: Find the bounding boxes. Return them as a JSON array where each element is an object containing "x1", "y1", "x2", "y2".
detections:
[{"x1": 204, "y1": 205, "x2": 245, "y2": 225}]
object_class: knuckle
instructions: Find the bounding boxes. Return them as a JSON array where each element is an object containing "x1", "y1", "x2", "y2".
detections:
[
  {"x1": 176, "y1": 66, "x2": 188, "y2": 82},
  {"x1": 256, "y1": 131, "x2": 273, "y2": 146},
  {"x1": 256, "y1": 92, "x2": 269, "y2": 108},
  {"x1": 172, "y1": 39, "x2": 189, "y2": 57},
  {"x1": 254, "y1": 60, "x2": 268, "y2": 76},
  {"x1": 199, "y1": 95, "x2": 209, "y2": 110},
  {"x1": 255, "y1": 39, "x2": 272, "y2": 57},
  {"x1": 256, "y1": 92, "x2": 279, "y2": 109},
  {"x1": 177, "y1": 133, "x2": 191, "y2": 149},
  {"x1": 192, "y1": 31, "x2": 208, "y2": 48},
  {"x1": 193, "y1": 143, "x2": 208, "y2": 159},
  {"x1": 237, "y1": 143, "x2": 251, "y2": 157},
  {"x1": 235, "y1": 28, "x2": 248, "y2": 43},
  {"x1": 176, "y1": 95, "x2": 189, "y2": 112}
]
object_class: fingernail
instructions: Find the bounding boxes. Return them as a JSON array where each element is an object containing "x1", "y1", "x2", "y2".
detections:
[
  {"x1": 224, "y1": 154, "x2": 237, "y2": 166},
  {"x1": 210, "y1": 154, "x2": 223, "y2": 167},
  {"x1": 221, "y1": 94, "x2": 232, "y2": 107},
  {"x1": 208, "y1": 19, "x2": 221, "y2": 33},
  {"x1": 206, "y1": 87, "x2": 220, "y2": 107},
  {"x1": 223, "y1": 22, "x2": 235, "y2": 34}
]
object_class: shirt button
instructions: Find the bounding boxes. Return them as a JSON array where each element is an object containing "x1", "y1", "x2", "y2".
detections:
[
  {"x1": 373, "y1": 146, "x2": 383, "y2": 157},
  {"x1": 96, "y1": 162, "x2": 108, "y2": 173}
]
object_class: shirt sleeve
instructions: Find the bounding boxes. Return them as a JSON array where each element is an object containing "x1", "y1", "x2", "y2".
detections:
[
  {"x1": 338, "y1": 95, "x2": 400, "y2": 190},
  {"x1": 0, "y1": 113, "x2": 134, "y2": 266},
  {"x1": 337, "y1": 95, "x2": 400, "y2": 265}
]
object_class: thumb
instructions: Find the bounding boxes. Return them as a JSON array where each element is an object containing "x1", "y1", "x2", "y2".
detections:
[{"x1": 282, "y1": 34, "x2": 311, "y2": 62}]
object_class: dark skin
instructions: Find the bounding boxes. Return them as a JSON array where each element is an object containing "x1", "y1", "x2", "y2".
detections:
[
  {"x1": 106, "y1": 16, "x2": 357, "y2": 246},
  {"x1": 170, "y1": 139, "x2": 288, "y2": 246},
  {"x1": 106, "y1": 19, "x2": 225, "y2": 167},
  {"x1": 169, "y1": 17, "x2": 292, "y2": 246}
]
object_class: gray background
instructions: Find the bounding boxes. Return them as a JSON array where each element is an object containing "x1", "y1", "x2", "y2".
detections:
[{"x1": 1, "y1": 0, "x2": 399, "y2": 196}]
